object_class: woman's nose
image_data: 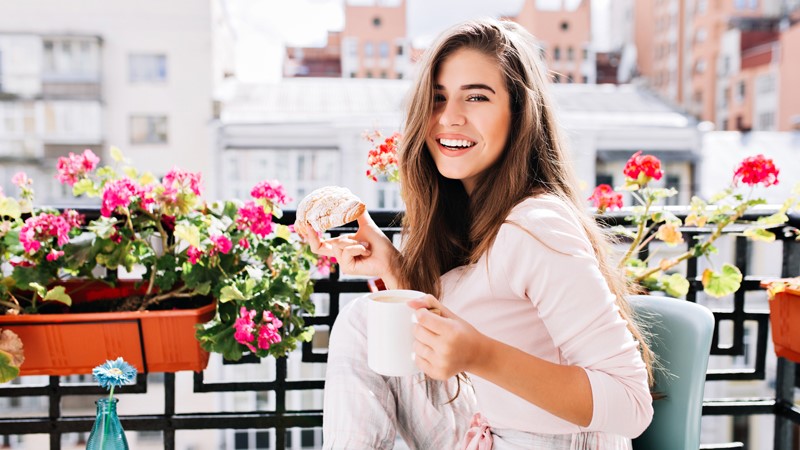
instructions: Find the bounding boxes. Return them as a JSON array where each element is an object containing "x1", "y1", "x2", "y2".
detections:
[{"x1": 438, "y1": 101, "x2": 466, "y2": 127}]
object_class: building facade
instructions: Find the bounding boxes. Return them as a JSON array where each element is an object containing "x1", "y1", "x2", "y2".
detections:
[{"x1": 0, "y1": 0, "x2": 217, "y2": 202}]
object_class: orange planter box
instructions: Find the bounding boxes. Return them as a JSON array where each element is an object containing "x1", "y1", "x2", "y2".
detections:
[
  {"x1": 762, "y1": 281, "x2": 800, "y2": 363},
  {"x1": 0, "y1": 282, "x2": 215, "y2": 376}
]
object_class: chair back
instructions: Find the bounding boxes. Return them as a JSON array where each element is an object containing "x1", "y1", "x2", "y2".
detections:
[{"x1": 629, "y1": 295, "x2": 715, "y2": 450}]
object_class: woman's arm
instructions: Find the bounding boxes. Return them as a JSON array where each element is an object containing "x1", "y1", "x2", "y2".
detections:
[{"x1": 410, "y1": 296, "x2": 593, "y2": 426}]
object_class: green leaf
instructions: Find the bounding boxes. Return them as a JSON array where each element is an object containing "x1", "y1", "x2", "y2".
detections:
[
  {"x1": 87, "y1": 217, "x2": 118, "y2": 239},
  {"x1": 743, "y1": 227, "x2": 776, "y2": 242},
  {"x1": 662, "y1": 273, "x2": 690, "y2": 297},
  {"x1": 191, "y1": 281, "x2": 212, "y2": 296},
  {"x1": 42, "y1": 286, "x2": 72, "y2": 306},
  {"x1": 27, "y1": 282, "x2": 46, "y2": 297},
  {"x1": 0, "y1": 350, "x2": 20, "y2": 383},
  {"x1": 702, "y1": 264, "x2": 743, "y2": 298},
  {"x1": 0, "y1": 197, "x2": 21, "y2": 219},
  {"x1": 174, "y1": 223, "x2": 201, "y2": 249},
  {"x1": 72, "y1": 178, "x2": 99, "y2": 197},
  {"x1": 755, "y1": 212, "x2": 789, "y2": 227},
  {"x1": 710, "y1": 188, "x2": 732, "y2": 203},
  {"x1": 110, "y1": 146, "x2": 125, "y2": 162},
  {"x1": 219, "y1": 285, "x2": 246, "y2": 303}
]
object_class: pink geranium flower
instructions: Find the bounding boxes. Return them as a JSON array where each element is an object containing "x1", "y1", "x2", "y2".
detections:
[
  {"x1": 234, "y1": 307, "x2": 258, "y2": 352},
  {"x1": 236, "y1": 201, "x2": 274, "y2": 238},
  {"x1": 19, "y1": 213, "x2": 74, "y2": 254},
  {"x1": 588, "y1": 184, "x2": 623, "y2": 213},
  {"x1": 257, "y1": 311, "x2": 283, "y2": 350},
  {"x1": 209, "y1": 235, "x2": 233, "y2": 256},
  {"x1": 11, "y1": 172, "x2": 30, "y2": 187},
  {"x1": 101, "y1": 178, "x2": 152, "y2": 217},
  {"x1": 250, "y1": 180, "x2": 290, "y2": 205},
  {"x1": 187, "y1": 246, "x2": 203, "y2": 265},
  {"x1": 163, "y1": 168, "x2": 203, "y2": 196},
  {"x1": 56, "y1": 149, "x2": 100, "y2": 186}
]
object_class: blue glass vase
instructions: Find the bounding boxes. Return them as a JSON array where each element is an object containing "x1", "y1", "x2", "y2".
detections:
[{"x1": 86, "y1": 398, "x2": 129, "y2": 450}]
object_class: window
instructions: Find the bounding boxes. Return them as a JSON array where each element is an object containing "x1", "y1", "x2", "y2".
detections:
[
  {"x1": 379, "y1": 41, "x2": 389, "y2": 59},
  {"x1": 560, "y1": 21, "x2": 569, "y2": 31},
  {"x1": 380, "y1": 71, "x2": 387, "y2": 78},
  {"x1": 553, "y1": 46, "x2": 561, "y2": 61},
  {"x1": 234, "y1": 430, "x2": 270, "y2": 449},
  {"x1": 372, "y1": 16, "x2": 381, "y2": 27},
  {"x1": 665, "y1": 175, "x2": 680, "y2": 206},
  {"x1": 129, "y1": 54, "x2": 167, "y2": 82},
  {"x1": 582, "y1": 48, "x2": 588, "y2": 59},
  {"x1": 694, "y1": 58, "x2": 706, "y2": 74},
  {"x1": 364, "y1": 42, "x2": 373, "y2": 58},
  {"x1": 758, "y1": 112, "x2": 775, "y2": 130},
  {"x1": 366, "y1": 70, "x2": 373, "y2": 78},
  {"x1": 0, "y1": 50, "x2": 3, "y2": 92},
  {"x1": 757, "y1": 74, "x2": 775, "y2": 93},
  {"x1": 396, "y1": 44, "x2": 404, "y2": 56},
  {"x1": 130, "y1": 115, "x2": 168, "y2": 144},
  {"x1": 553, "y1": 73, "x2": 561, "y2": 83},
  {"x1": 567, "y1": 46, "x2": 574, "y2": 61},
  {"x1": 737, "y1": 81, "x2": 746, "y2": 102}
]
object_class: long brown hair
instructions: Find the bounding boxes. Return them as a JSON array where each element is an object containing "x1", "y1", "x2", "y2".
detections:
[{"x1": 398, "y1": 19, "x2": 654, "y2": 383}]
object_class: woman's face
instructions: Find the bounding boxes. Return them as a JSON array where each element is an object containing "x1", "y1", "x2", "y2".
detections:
[{"x1": 426, "y1": 48, "x2": 511, "y2": 195}]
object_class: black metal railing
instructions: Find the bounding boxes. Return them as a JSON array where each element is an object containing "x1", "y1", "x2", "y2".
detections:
[{"x1": 0, "y1": 208, "x2": 797, "y2": 449}]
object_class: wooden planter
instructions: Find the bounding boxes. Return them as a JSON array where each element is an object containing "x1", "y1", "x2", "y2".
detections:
[
  {"x1": 0, "y1": 281, "x2": 216, "y2": 376},
  {"x1": 762, "y1": 281, "x2": 800, "y2": 363}
]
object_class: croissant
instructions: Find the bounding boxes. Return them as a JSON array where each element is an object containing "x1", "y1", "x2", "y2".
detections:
[{"x1": 295, "y1": 186, "x2": 366, "y2": 235}]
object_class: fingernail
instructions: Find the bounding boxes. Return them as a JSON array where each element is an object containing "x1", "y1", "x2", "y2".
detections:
[{"x1": 360, "y1": 241, "x2": 370, "y2": 249}]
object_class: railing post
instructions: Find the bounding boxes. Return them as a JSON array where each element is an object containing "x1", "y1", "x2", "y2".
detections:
[{"x1": 774, "y1": 358, "x2": 796, "y2": 449}]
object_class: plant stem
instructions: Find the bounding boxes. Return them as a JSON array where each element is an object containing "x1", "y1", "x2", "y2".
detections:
[
  {"x1": 619, "y1": 190, "x2": 653, "y2": 269},
  {"x1": 139, "y1": 286, "x2": 193, "y2": 310},
  {"x1": 0, "y1": 298, "x2": 22, "y2": 312}
]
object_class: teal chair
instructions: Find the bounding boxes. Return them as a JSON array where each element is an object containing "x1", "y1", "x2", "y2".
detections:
[{"x1": 629, "y1": 295, "x2": 715, "y2": 450}]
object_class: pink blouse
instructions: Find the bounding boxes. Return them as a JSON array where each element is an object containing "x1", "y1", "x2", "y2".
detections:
[{"x1": 440, "y1": 195, "x2": 653, "y2": 437}]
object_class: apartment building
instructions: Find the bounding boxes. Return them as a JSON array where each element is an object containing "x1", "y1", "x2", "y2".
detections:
[
  {"x1": 632, "y1": 0, "x2": 800, "y2": 130},
  {"x1": 0, "y1": 0, "x2": 218, "y2": 202},
  {"x1": 341, "y1": 0, "x2": 411, "y2": 80},
  {"x1": 512, "y1": 0, "x2": 596, "y2": 83}
]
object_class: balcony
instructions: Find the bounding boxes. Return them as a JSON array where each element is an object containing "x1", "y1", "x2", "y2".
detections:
[{"x1": 0, "y1": 208, "x2": 798, "y2": 450}]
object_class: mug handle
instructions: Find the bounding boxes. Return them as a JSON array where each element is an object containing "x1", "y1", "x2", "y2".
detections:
[{"x1": 367, "y1": 277, "x2": 387, "y2": 293}]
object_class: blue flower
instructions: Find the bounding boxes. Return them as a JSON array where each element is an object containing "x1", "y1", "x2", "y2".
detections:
[{"x1": 92, "y1": 357, "x2": 137, "y2": 391}]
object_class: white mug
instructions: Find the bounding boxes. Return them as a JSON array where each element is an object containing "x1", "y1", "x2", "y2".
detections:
[{"x1": 367, "y1": 289, "x2": 425, "y2": 377}]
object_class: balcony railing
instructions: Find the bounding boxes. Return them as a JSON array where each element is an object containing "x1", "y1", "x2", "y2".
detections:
[{"x1": 0, "y1": 208, "x2": 798, "y2": 449}]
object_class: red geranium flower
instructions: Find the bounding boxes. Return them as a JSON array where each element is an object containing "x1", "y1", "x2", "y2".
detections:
[
  {"x1": 733, "y1": 154, "x2": 779, "y2": 187},
  {"x1": 623, "y1": 151, "x2": 663, "y2": 183},
  {"x1": 588, "y1": 184, "x2": 623, "y2": 212}
]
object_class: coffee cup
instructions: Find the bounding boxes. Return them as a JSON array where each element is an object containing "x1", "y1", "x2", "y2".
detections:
[{"x1": 367, "y1": 289, "x2": 425, "y2": 377}]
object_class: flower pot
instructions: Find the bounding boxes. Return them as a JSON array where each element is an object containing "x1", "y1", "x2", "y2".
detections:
[
  {"x1": 0, "y1": 281, "x2": 215, "y2": 376},
  {"x1": 761, "y1": 280, "x2": 800, "y2": 364}
]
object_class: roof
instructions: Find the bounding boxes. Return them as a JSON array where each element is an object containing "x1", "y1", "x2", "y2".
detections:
[{"x1": 220, "y1": 78, "x2": 695, "y2": 128}]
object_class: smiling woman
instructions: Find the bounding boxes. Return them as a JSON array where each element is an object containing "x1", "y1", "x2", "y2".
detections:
[{"x1": 305, "y1": 18, "x2": 654, "y2": 450}]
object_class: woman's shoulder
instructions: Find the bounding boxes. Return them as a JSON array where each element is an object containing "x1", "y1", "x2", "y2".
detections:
[{"x1": 499, "y1": 193, "x2": 593, "y2": 257}]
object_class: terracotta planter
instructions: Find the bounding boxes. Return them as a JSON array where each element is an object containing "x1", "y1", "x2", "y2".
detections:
[
  {"x1": 761, "y1": 280, "x2": 800, "y2": 363},
  {"x1": 0, "y1": 281, "x2": 215, "y2": 376}
]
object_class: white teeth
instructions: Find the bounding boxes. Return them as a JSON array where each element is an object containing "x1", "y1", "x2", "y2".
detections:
[{"x1": 438, "y1": 138, "x2": 475, "y2": 148}]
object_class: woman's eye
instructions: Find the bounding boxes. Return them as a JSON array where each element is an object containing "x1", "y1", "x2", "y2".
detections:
[
  {"x1": 467, "y1": 94, "x2": 489, "y2": 102},
  {"x1": 433, "y1": 94, "x2": 446, "y2": 103}
]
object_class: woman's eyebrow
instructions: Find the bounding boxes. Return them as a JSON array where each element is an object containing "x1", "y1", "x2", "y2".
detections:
[{"x1": 433, "y1": 83, "x2": 497, "y2": 94}]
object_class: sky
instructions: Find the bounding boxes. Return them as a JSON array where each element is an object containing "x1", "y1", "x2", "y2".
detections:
[{"x1": 226, "y1": 0, "x2": 610, "y2": 82}]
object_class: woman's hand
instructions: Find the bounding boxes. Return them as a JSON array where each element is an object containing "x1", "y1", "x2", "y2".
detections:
[
  {"x1": 408, "y1": 295, "x2": 491, "y2": 380},
  {"x1": 300, "y1": 211, "x2": 401, "y2": 285}
]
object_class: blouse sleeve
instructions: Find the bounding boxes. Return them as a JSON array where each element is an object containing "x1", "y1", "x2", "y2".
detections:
[{"x1": 492, "y1": 197, "x2": 653, "y2": 437}]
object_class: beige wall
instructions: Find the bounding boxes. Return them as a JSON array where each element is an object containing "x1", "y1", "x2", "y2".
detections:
[
  {"x1": 778, "y1": 22, "x2": 800, "y2": 130},
  {"x1": 342, "y1": 0, "x2": 407, "y2": 79}
]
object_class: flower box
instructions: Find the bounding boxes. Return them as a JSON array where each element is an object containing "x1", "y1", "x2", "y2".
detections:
[
  {"x1": 0, "y1": 281, "x2": 215, "y2": 376},
  {"x1": 761, "y1": 280, "x2": 800, "y2": 364}
]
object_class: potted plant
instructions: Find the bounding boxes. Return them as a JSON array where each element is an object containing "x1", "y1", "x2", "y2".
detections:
[
  {"x1": 364, "y1": 132, "x2": 799, "y2": 298},
  {"x1": 588, "y1": 152, "x2": 799, "y2": 298},
  {"x1": 0, "y1": 148, "x2": 320, "y2": 382},
  {"x1": 761, "y1": 277, "x2": 800, "y2": 363}
]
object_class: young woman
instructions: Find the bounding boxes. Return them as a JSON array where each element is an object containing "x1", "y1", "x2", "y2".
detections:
[{"x1": 303, "y1": 19, "x2": 654, "y2": 450}]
